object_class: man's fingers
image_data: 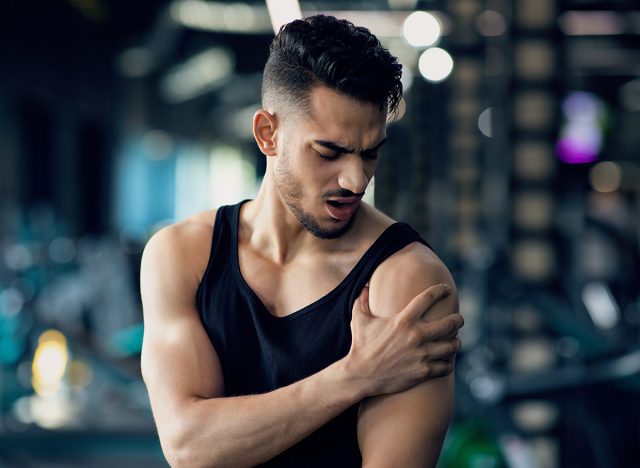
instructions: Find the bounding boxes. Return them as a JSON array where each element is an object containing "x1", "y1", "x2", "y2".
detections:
[
  {"x1": 422, "y1": 336, "x2": 462, "y2": 361},
  {"x1": 422, "y1": 313, "x2": 464, "y2": 342},
  {"x1": 399, "y1": 283, "x2": 452, "y2": 321},
  {"x1": 423, "y1": 360, "x2": 454, "y2": 379}
]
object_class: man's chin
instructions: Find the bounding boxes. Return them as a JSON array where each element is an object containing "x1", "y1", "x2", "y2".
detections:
[{"x1": 293, "y1": 212, "x2": 353, "y2": 240}]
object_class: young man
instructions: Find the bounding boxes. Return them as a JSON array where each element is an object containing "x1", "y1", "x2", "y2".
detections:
[{"x1": 141, "y1": 15, "x2": 463, "y2": 467}]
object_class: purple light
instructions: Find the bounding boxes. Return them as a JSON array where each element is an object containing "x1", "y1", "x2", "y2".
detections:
[
  {"x1": 556, "y1": 91, "x2": 605, "y2": 165},
  {"x1": 556, "y1": 137, "x2": 598, "y2": 164}
]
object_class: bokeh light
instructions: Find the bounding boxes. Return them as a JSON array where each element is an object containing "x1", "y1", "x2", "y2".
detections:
[
  {"x1": 590, "y1": 161, "x2": 622, "y2": 193},
  {"x1": 418, "y1": 47, "x2": 454, "y2": 82},
  {"x1": 32, "y1": 330, "x2": 69, "y2": 398},
  {"x1": 403, "y1": 11, "x2": 441, "y2": 47}
]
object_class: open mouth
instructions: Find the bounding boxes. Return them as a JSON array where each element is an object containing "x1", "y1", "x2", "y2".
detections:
[{"x1": 325, "y1": 198, "x2": 359, "y2": 221}]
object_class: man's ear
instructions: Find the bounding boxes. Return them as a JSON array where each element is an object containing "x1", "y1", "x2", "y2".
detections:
[{"x1": 253, "y1": 109, "x2": 278, "y2": 157}]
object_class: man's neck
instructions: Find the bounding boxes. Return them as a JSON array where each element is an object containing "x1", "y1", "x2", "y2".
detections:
[{"x1": 240, "y1": 178, "x2": 364, "y2": 265}]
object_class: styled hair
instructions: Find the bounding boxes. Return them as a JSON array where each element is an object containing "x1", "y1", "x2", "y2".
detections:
[{"x1": 261, "y1": 15, "x2": 403, "y2": 118}]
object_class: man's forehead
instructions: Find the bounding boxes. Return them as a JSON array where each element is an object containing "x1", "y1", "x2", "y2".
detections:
[
  {"x1": 296, "y1": 85, "x2": 387, "y2": 142},
  {"x1": 307, "y1": 85, "x2": 385, "y2": 116}
]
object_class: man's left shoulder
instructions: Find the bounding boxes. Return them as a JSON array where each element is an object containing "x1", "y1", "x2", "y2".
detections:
[
  {"x1": 367, "y1": 226, "x2": 456, "y2": 318},
  {"x1": 375, "y1": 237, "x2": 450, "y2": 284}
]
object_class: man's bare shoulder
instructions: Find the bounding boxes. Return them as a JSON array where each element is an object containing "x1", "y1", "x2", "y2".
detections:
[
  {"x1": 368, "y1": 228, "x2": 457, "y2": 319},
  {"x1": 141, "y1": 209, "x2": 218, "y2": 288}
]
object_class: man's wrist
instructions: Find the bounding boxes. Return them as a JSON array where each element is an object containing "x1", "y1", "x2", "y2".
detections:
[{"x1": 327, "y1": 356, "x2": 371, "y2": 402}]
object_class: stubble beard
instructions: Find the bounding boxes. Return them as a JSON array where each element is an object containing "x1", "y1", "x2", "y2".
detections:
[{"x1": 275, "y1": 151, "x2": 357, "y2": 240}]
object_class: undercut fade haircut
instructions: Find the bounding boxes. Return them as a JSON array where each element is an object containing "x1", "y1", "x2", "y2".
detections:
[{"x1": 262, "y1": 15, "x2": 403, "y2": 119}]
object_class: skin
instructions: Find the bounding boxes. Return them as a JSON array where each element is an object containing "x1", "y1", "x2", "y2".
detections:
[{"x1": 140, "y1": 84, "x2": 463, "y2": 467}]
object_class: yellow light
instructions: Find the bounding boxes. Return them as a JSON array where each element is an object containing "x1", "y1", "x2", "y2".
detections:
[{"x1": 32, "y1": 330, "x2": 69, "y2": 397}]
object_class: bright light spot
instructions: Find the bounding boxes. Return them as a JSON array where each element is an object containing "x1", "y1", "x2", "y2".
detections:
[
  {"x1": 403, "y1": 11, "x2": 441, "y2": 47},
  {"x1": 29, "y1": 394, "x2": 76, "y2": 429},
  {"x1": 478, "y1": 107, "x2": 492, "y2": 137},
  {"x1": 32, "y1": 330, "x2": 69, "y2": 397},
  {"x1": 476, "y1": 10, "x2": 507, "y2": 36},
  {"x1": 582, "y1": 282, "x2": 619, "y2": 329},
  {"x1": 418, "y1": 47, "x2": 454, "y2": 82},
  {"x1": 265, "y1": 0, "x2": 302, "y2": 34},
  {"x1": 590, "y1": 161, "x2": 622, "y2": 193}
]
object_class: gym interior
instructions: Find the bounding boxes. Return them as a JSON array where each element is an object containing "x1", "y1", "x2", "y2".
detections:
[{"x1": 1, "y1": 0, "x2": 639, "y2": 466}]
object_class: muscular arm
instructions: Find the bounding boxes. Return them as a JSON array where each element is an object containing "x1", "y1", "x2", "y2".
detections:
[{"x1": 358, "y1": 242, "x2": 459, "y2": 468}]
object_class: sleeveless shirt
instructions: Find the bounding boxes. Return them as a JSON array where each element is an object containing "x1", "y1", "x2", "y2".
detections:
[{"x1": 196, "y1": 200, "x2": 430, "y2": 467}]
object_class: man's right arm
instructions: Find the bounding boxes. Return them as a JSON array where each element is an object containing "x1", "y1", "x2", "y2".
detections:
[{"x1": 140, "y1": 222, "x2": 462, "y2": 467}]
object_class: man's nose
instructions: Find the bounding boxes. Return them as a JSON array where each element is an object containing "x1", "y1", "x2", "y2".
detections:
[{"x1": 337, "y1": 155, "x2": 369, "y2": 194}]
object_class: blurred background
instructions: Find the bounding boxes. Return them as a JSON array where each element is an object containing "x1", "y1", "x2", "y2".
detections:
[{"x1": 0, "y1": 0, "x2": 639, "y2": 466}]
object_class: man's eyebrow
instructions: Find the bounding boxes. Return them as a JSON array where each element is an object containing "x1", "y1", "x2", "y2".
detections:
[{"x1": 313, "y1": 137, "x2": 388, "y2": 155}]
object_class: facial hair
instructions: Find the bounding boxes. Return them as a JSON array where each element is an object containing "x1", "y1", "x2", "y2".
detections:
[{"x1": 274, "y1": 148, "x2": 357, "y2": 240}]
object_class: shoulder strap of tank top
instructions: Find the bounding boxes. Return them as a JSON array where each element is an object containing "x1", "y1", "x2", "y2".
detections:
[
  {"x1": 210, "y1": 199, "x2": 250, "y2": 254},
  {"x1": 348, "y1": 222, "x2": 433, "y2": 293},
  {"x1": 196, "y1": 200, "x2": 246, "y2": 307}
]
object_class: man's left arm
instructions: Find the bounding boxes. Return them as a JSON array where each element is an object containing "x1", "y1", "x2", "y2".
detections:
[{"x1": 357, "y1": 242, "x2": 459, "y2": 468}]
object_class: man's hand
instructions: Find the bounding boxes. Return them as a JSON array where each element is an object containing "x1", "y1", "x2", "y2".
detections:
[{"x1": 344, "y1": 283, "x2": 463, "y2": 398}]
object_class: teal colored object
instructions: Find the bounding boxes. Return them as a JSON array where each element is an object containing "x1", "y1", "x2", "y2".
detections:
[
  {"x1": 0, "y1": 315, "x2": 24, "y2": 364},
  {"x1": 109, "y1": 323, "x2": 144, "y2": 357}
]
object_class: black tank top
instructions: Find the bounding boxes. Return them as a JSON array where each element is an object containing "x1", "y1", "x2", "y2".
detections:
[{"x1": 196, "y1": 200, "x2": 430, "y2": 467}]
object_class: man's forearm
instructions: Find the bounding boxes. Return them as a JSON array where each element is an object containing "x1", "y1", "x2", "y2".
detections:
[{"x1": 164, "y1": 358, "x2": 363, "y2": 467}]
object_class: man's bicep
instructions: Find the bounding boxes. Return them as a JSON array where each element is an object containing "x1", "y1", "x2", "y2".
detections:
[
  {"x1": 357, "y1": 242, "x2": 457, "y2": 467},
  {"x1": 358, "y1": 375, "x2": 454, "y2": 467},
  {"x1": 140, "y1": 226, "x2": 225, "y2": 448}
]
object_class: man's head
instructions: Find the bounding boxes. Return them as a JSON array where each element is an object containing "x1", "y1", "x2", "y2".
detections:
[
  {"x1": 254, "y1": 15, "x2": 401, "y2": 239},
  {"x1": 261, "y1": 15, "x2": 403, "y2": 120}
]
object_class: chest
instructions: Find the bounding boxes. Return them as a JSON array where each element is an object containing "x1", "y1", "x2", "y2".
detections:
[{"x1": 237, "y1": 246, "x2": 362, "y2": 318}]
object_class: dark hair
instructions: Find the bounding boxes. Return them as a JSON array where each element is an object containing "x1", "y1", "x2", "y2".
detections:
[{"x1": 262, "y1": 15, "x2": 403, "y2": 118}]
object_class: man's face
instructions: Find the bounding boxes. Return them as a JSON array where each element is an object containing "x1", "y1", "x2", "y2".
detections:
[{"x1": 273, "y1": 85, "x2": 387, "y2": 239}]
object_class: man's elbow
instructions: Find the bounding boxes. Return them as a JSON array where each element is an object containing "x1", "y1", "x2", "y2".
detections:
[
  {"x1": 157, "y1": 407, "x2": 223, "y2": 468},
  {"x1": 162, "y1": 435, "x2": 225, "y2": 468}
]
